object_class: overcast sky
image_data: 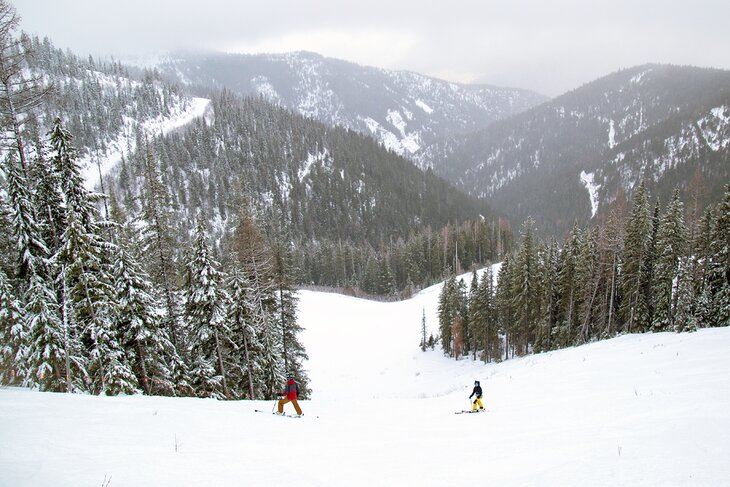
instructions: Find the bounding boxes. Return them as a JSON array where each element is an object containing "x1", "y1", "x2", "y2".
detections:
[{"x1": 12, "y1": 0, "x2": 730, "y2": 96}]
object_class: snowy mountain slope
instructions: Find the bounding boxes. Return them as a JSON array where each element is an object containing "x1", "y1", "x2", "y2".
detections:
[
  {"x1": 80, "y1": 97, "x2": 210, "y2": 190},
  {"x1": 2, "y1": 274, "x2": 729, "y2": 486},
  {"x1": 427, "y1": 64, "x2": 730, "y2": 236},
  {"x1": 154, "y1": 51, "x2": 547, "y2": 166}
]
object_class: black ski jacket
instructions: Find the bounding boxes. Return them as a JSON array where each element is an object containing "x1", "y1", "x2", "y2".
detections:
[{"x1": 470, "y1": 385, "x2": 483, "y2": 399}]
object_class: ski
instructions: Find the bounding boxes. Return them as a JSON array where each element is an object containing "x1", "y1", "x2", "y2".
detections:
[
  {"x1": 454, "y1": 409, "x2": 487, "y2": 414},
  {"x1": 254, "y1": 409, "x2": 304, "y2": 418}
]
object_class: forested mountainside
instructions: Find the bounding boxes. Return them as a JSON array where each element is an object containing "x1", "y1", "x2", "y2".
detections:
[
  {"x1": 8, "y1": 35, "x2": 509, "y2": 295},
  {"x1": 114, "y1": 92, "x2": 486, "y2": 247},
  {"x1": 112, "y1": 91, "x2": 513, "y2": 294},
  {"x1": 154, "y1": 50, "x2": 547, "y2": 165},
  {"x1": 426, "y1": 64, "x2": 730, "y2": 236},
  {"x1": 24, "y1": 35, "x2": 191, "y2": 161}
]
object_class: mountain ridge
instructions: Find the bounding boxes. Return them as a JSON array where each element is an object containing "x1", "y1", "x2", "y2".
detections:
[
  {"x1": 153, "y1": 49, "x2": 548, "y2": 164},
  {"x1": 425, "y1": 63, "x2": 730, "y2": 235}
]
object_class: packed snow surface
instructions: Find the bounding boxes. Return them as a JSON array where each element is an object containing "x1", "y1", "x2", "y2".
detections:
[{"x1": 2, "y1": 270, "x2": 729, "y2": 486}]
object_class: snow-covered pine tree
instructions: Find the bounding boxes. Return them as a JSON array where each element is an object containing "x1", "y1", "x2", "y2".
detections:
[
  {"x1": 620, "y1": 181, "x2": 652, "y2": 333},
  {"x1": 47, "y1": 119, "x2": 137, "y2": 395},
  {"x1": 437, "y1": 272, "x2": 457, "y2": 356},
  {"x1": 555, "y1": 224, "x2": 581, "y2": 347},
  {"x1": 0, "y1": 266, "x2": 22, "y2": 384},
  {"x1": 24, "y1": 273, "x2": 87, "y2": 392},
  {"x1": 468, "y1": 269, "x2": 484, "y2": 360},
  {"x1": 138, "y1": 146, "x2": 182, "y2": 349},
  {"x1": 226, "y1": 268, "x2": 261, "y2": 399},
  {"x1": 113, "y1": 240, "x2": 177, "y2": 396},
  {"x1": 706, "y1": 184, "x2": 730, "y2": 327},
  {"x1": 478, "y1": 267, "x2": 498, "y2": 362},
  {"x1": 642, "y1": 201, "x2": 661, "y2": 329},
  {"x1": 577, "y1": 227, "x2": 602, "y2": 344},
  {"x1": 495, "y1": 256, "x2": 514, "y2": 359},
  {"x1": 534, "y1": 240, "x2": 558, "y2": 352},
  {"x1": 2, "y1": 153, "x2": 48, "y2": 281},
  {"x1": 512, "y1": 217, "x2": 539, "y2": 355},
  {"x1": 30, "y1": 149, "x2": 66, "y2": 254},
  {"x1": 183, "y1": 216, "x2": 231, "y2": 399},
  {"x1": 48, "y1": 118, "x2": 98, "y2": 231},
  {"x1": 652, "y1": 189, "x2": 687, "y2": 331},
  {"x1": 55, "y1": 209, "x2": 137, "y2": 395},
  {"x1": 421, "y1": 307, "x2": 427, "y2": 352}
]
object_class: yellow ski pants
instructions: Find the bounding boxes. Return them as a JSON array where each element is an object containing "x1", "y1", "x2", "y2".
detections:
[
  {"x1": 278, "y1": 398, "x2": 302, "y2": 415},
  {"x1": 472, "y1": 397, "x2": 484, "y2": 410}
]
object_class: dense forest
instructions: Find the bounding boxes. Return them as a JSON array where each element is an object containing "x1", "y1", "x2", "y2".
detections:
[
  {"x1": 0, "y1": 2, "x2": 510, "y2": 399},
  {"x1": 0, "y1": 3, "x2": 308, "y2": 399},
  {"x1": 437, "y1": 181, "x2": 730, "y2": 361}
]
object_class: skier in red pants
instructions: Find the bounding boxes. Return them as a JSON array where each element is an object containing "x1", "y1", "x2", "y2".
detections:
[{"x1": 277, "y1": 374, "x2": 303, "y2": 416}]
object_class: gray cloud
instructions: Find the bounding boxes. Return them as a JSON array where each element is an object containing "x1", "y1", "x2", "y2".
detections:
[{"x1": 12, "y1": 0, "x2": 730, "y2": 96}]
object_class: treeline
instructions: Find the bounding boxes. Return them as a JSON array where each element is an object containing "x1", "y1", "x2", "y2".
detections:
[
  {"x1": 0, "y1": 3, "x2": 308, "y2": 397},
  {"x1": 0, "y1": 117, "x2": 309, "y2": 399},
  {"x1": 293, "y1": 217, "x2": 513, "y2": 296},
  {"x1": 438, "y1": 180, "x2": 729, "y2": 361}
]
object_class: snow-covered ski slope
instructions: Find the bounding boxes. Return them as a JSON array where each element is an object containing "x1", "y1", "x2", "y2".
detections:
[{"x1": 2, "y1": 270, "x2": 729, "y2": 486}]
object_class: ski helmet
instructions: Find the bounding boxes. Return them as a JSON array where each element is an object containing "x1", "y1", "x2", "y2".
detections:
[{"x1": 474, "y1": 380, "x2": 480, "y2": 386}]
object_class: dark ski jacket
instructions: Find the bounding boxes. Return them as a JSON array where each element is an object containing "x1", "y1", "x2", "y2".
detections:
[
  {"x1": 470, "y1": 384, "x2": 483, "y2": 399},
  {"x1": 284, "y1": 379, "x2": 300, "y2": 400}
]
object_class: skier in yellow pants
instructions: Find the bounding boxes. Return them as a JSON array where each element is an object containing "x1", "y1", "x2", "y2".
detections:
[{"x1": 469, "y1": 380, "x2": 484, "y2": 411}]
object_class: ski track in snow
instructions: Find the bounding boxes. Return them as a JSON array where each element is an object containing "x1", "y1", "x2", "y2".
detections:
[{"x1": 1, "y1": 266, "x2": 729, "y2": 486}]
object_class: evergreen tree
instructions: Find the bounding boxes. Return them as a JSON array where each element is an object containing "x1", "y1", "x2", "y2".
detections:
[
  {"x1": 271, "y1": 235, "x2": 310, "y2": 398},
  {"x1": 55, "y1": 210, "x2": 137, "y2": 395},
  {"x1": 420, "y1": 307, "x2": 427, "y2": 352},
  {"x1": 512, "y1": 218, "x2": 539, "y2": 355},
  {"x1": 48, "y1": 118, "x2": 97, "y2": 230},
  {"x1": 24, "y1": 273, "x2": 86, "y2": 392},
  {"x1": 706, "y1": 184, "x2": 730, "y2": 327},
  {"x1": 232, "y1": 203, "x2": 284, "y2": 399},
  {"x1": 555, "y1": 224, "x2": 581, "y2": 346},
  {"x1": 226, "y1": 268, "x2": 261, "y2": 399},
  {"x1": 183, "y1": 216, "x2": 231, "y2": 399},
  {"x1": 495, "y1": 257, "x2": 514, "y2": 360},
  {"x1": 535, "y1": 241, "x2": 558, "y2": 352},
  {"x1": 468, "y1": 269, "x2": 484, "y2": 360},
  {"x1": 113, "y1": 242, "x2": 177, "y2": 395},
  {"x1": 138, "y1": 147, "x2": 181, "y2": 348},
  {"x1": 3, "y1": 153, "x2": 48, "y2": 280},
  {"x1": 577, "y1": 227, "x2": 602, "y2": 344},
  {"x1": 478, "y1": 267, "x2": 498, "y2": 362},
  {"x1": 620, "y1": 181, "x2": 652, "y2": 333},
  {"x1": 437, "y1": 272, "x2": 456, "y2": 356},
  {"x1": 0, "y1": 266, "x2": 22, "y2": 384},
  {"x1": 652, "y1": 190, "x2": 687, "y2": 331}
]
